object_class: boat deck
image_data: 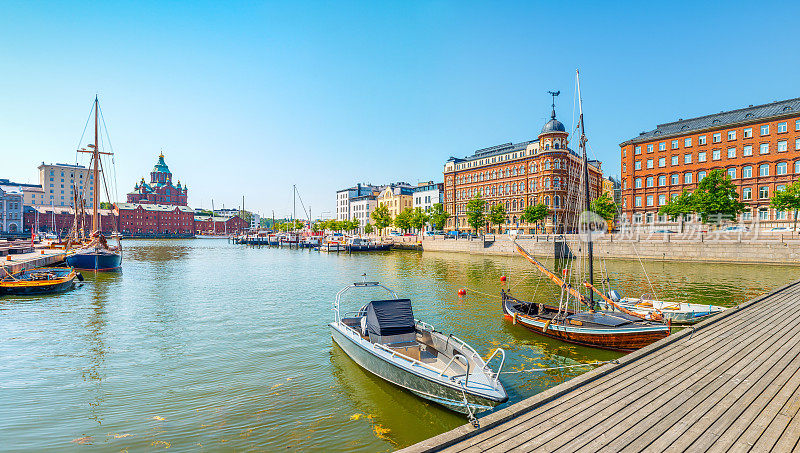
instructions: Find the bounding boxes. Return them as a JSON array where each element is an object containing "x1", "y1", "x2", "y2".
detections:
[{"x1": 401, "y1": 279, "x2": 800, "y2": 452}]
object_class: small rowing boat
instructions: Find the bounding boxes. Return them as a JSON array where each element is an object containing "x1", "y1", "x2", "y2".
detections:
[
  {"x1": 330, "y1": 279, "x2": 508, "y2": 414},
  {"x1": 0, "y1": 267, "x2": 83, "y2": 295},
  {"x1": 608, "y1": 292, "x2": 726, "y2": 325}
]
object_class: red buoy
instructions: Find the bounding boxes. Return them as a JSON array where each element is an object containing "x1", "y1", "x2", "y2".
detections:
[
  {"x1": 500, "y1": 275, "x2": 507, "y2": 282},
  {"x1": 458, "y1": 289, "x2": 466, "y2": 296}
]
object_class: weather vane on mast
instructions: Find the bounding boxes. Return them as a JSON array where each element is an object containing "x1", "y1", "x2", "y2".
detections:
[{"x1": 547, "y1": 90, "x2": 560, "y2": 119}]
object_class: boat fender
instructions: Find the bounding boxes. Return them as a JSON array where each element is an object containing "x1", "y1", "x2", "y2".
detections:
[
  {"x1": 76, "y1": 272, "x2": 84, "y2": 282},
  {"x1": 512, "y1": 312, "x2": 517, "y2": 325},
  {"x1": 543, "y1": 319, "x2": 552, "y2": 332}
]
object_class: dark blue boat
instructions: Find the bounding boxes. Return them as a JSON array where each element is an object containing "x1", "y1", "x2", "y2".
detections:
[{"x1": 66, "y1": 249, "x2": 122, "y2": 271}]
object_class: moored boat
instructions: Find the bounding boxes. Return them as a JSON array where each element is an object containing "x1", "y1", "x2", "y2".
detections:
[
  {"x1": 330, "y1": 279, "x2": 508, "y2": 414},
  {"x1": 0, "y1": 267, "x2": 83, "y2": 295},
  {"x1": 610, "y1": 293, "x2": 726, "y2": 324}
]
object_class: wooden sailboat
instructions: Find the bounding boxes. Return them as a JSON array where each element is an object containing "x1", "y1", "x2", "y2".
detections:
[
  {"x1": 502, "y1": 71, "x2": 669, "y2": 352},
  {"x1": 65, "y1": 96, "x2": 123, "y2": 271}
]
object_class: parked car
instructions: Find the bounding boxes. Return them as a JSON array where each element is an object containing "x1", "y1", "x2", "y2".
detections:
[
  {"x1": 389, "y1": 231, "x2": 401, "y2": 236},
  {"x1": 651, "y1": 229, "x2": 677, "y2": 234},
  {"x1": 720, "y1": 226, "x2": 749, "y2": 232},
  {"x1": 424, "y1": 230, "x2": 444, "y2": 237},
  {"x1": 445, "y1": 231, "x2": 459, "y2": 238},
  {"x1": 768, "y1": 227, "x2": 795, "y2": 232},
  {"x1": 459, "y1": 232, "x2": 477, "y2": 239}
]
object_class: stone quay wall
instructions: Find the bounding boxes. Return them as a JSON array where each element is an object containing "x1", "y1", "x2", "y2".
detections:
[{"x1": 415, "y1": 233, "x2": 800, "y2": 265}]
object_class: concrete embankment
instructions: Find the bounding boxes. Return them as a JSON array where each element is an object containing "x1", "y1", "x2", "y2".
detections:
[{"x1": 418, "y1": 233, "x2": 800, "y2": 265}]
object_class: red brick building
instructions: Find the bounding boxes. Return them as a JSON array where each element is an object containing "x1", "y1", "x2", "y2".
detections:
[
  {"x1": 24, "y1": 206, "x2": 116, "y2": 235},
  {"x1": 620, "y1": 98, "x2": 800, "y2": 228},
  {"x1": 126, "y1": 153, "x2": 189, "y2": 206},
  {"x1": 116, "y1": 203, "x2": 194, "y2": 236},
  {"x1": 194, "y1": 215, "x2": 249, "y2": 235},
  {"x1": 443, "y1": 103, "x2": 603, "y2": 233}
]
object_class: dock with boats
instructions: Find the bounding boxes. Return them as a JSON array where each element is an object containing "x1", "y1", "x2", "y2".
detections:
[
  {"x1": 1, "y1": 242, "x2": 66, "y2": 274},
  {"x1": 401, "y1": 278, "x2": 800, "y2": 452}
]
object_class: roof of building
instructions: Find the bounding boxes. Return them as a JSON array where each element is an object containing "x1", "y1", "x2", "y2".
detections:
[
  {"x1": 541, "y1": 118, "x2": 566, "y2": 134},
  {"x1": 0, "y1": 185, "x2": 23, "y2": 195},
  {"x1": 38, "y1": 162, "x2": 89, "y2": 169},
  {"x1": 116, "y1": 203, "x2": 193, "y2": 212},
  {"x1": 622, "y1": 97, "x2": 800, "y2": 145},
  {"x1": 0, "y1": 179, "x2": 43, "y2": 190},
  {"x1": 25, "y1": 205, "x2": 114, "y2": 215},
  {"x1": 152, "y1": 153, "x2": 171, "y2": 174}
]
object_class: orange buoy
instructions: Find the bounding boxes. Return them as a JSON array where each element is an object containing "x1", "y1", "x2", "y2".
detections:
[
  {"x1": 500, "y1": 275, "x2": 507, "y2": 282},
  {"x1": 458, "y1": 288, "x2": 466, "y2": 296}
]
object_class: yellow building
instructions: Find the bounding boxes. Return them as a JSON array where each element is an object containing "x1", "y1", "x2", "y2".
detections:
[
  {"x1": 602, "y1": 177, "x2": 614, "y2": 198},
  {"x1": 377, "y1": 185, "x2": 414, "y2": 232}
]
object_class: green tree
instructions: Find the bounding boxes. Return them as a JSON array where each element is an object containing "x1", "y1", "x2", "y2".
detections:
[
  {"x1": 410, "y1": 208, "x2": 429, "y2": 236},
  {"x1": 370, "y1": 204, "x2": 393, "y2": 236},
  {"x1": 521, "y1": 203, "x2": 550, "y2": 232},
  {"x1": 589, "y1": 193, "x2": 618, "y2": 222},
  {"x1": 364, "y1": 222, "x2": 374, "y2": 235},
  {"x1": 347, "y1": 219, "x2": 360, "y2": 233},
  {"x1": 659, "y1": 190, "x2": 694, "y2": 233},
  {"x1": 99, "y1": 201, "x2": 113, "y2": 210},
  {"x1": 692, "y1": 169, "x2": 745, "y2": 225},
  {"x1": 487, "y1": 203, "x2": 506, "y2": 233},
  {"x1": 771, "y1": 181, "x2": 800, "y2": 231},
  {"x1": 311, "y1": 221, "x2": 322, "y2": 233},
  {"x1": 465, "y1": 196, "x2": 486, "y2": 233},
  {"x1": 428, "y1": 203, "x2": 450, "y2": 231},
  {"x1": 394, "y1": 207, "x2": 413, "y2": 233}
]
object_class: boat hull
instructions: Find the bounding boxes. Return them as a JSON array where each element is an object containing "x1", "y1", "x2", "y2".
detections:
[
  {"x1": 330, "y1": 324, "x2": 503, "y2": 413},
  {"x1": 503, "y1": 297, "x2": 669, "y2": 352},
  {"x1": 0, "y1": 268, "x2": 79, "y2": 295},
  {"x1": 66, "y1": 251, "x2": 122, "y2": 271}
]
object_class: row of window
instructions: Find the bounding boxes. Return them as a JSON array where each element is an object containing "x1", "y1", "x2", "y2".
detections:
[
  {"x1": 630, "y1": 120, "x2": 800, "y2": 155},
  {"x1": 452, "y1": 195, "x2": 566, "y2": 215},
  {"x1": 455, "y1": 159, "x2": 575, "y2": 184},
  {"x1": 632, "y1": 183, "x2": 784, "y2": 208},
  {"x1": 628, "y1": 161, "x2": 799, "y2": 190},
  {"x1": 631, "y1": 208, "x2": 792, "y2": 223},
  {"x1": 627, "y1": 140, "x2": 800, "y2": 172}
]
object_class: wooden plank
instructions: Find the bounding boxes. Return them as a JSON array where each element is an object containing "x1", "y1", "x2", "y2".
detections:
[
  {"x1": 447, "y1": 295, "x2": 790, "y2": 453},
  {"x1": 558, "y1": 297, "x2": 800, "y2": 453},
  {"x1": 400, "y1": 280, "x2": 800, "y2": 453},
  {"x1": 477, "y1": 290, "x2": 800, "y2": 453}
]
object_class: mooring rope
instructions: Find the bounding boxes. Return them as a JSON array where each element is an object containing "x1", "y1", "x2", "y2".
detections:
[{"x1": 499, "y1": 360, "x2": 616, "y2": 375}]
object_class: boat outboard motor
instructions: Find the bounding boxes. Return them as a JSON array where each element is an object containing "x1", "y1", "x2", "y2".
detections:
[
  {"x1": 607, "y1": 290, "x2": 622, "y2": 302},
  {"x1": 77, "y1": 272, "x2": 85, "y2": 282}
]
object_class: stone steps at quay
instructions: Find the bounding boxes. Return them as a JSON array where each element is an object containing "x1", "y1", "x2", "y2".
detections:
[{"x1": 420, "y1": 234, "x2": 800, "y2": 264}]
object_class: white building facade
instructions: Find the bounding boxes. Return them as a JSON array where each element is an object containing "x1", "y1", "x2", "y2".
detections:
[
  {"x1": 349, "y1": 195, "x2": 377, "y2": 233},
  {"x1": 413, "y1": 182, "x2": 444, "y2": 213},
  {"x1": 336, "y1": 183, "x2": 380, "y2": 221},
  {"x1": 38, "y1": 163, "x2": 98, "y2": 208},
  {"x1": 0, "y1": 183, "x2": 24, "y2": 233}
]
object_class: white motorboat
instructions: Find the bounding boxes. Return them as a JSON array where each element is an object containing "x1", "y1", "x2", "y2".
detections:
[
  {"x1": 608, "y1": 291, "x2": 726, "y2": 324},
  {"x1": 330, "y1": 279, "x2": 508, "y2": 414}
]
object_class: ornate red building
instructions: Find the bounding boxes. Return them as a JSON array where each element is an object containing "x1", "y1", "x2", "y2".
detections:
[
  {"x1": 127, "y1": 153, "x2": 188, "y2": 206},
  {"x1": 116, "y1": 203, "x2": 195, "y2": 236}
]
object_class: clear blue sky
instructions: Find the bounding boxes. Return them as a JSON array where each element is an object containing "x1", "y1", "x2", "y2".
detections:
[{"x1": 2, "y1": 1, "x2": 798, "y2": 218}]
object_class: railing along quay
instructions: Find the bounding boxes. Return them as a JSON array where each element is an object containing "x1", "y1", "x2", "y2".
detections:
[{"x1": 400, "y1": 279, "x2": 800, "y2": 452}]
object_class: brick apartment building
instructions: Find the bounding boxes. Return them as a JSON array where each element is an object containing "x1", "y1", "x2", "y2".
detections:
[
  {"x1": 116, "y1": 203, "x2": 195, "y2": 236},
  {"x1": 620, "y1": 98, "x2": 800, "y2": 228},
  {"x1": 443, "y1": 103, "x2": 603, "y2": 233}
]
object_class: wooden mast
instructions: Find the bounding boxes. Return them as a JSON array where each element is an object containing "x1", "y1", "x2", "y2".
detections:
[
  {"x1": 576, "y1": 70, "x2": 594, "y2": 307},
  {"x1": 92, "y1": 96, "x2": 99, "y2": 233}
]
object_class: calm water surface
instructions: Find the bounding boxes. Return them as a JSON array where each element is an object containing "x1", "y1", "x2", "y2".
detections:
[{"x1": 1, "y1": 239, "x2": 798, "y2": 451}]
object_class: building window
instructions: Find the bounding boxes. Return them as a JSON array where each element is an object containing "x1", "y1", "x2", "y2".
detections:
[
  {"x1": 671, "y1": 155, "x2": 679, "y2": 165},
  {"x1": 671, "y1": 174, "x2": 679, "y2": 185},
  {"x1": 658, "y1": 175, "x2": 666, "y2": 186},
  {"x1": 659, "y1": 157, "x2": 666, "y2": 167},
  {"x1": 778, "y1": 122, "x2": 788, "y2": 133},
  {"x1": 659, "y1": 142, "x2": 666, "y2": 151},
  {"x1": 684, "y1": 137, "x2": 692, "y2": 147},
  {"x1": 777, "y1": 211, "x2": 788, "y2": 220},
  {"x1": 727, "y1": 168, "x2": 736, "y2": 179},
  {"x1": 647, "y1": 159, "x2": 653, "y2": 169},
  {"x1": 796, "y1": 138, "x2": 800, "y2": 150},
  {"x1": 758, "y1": 208, "x2": 769, "y2": 220},
  {"x1": 698, "y1": 152, "x2": 706, "y2": 162},
  {"x1": 778, "y1": 140, "x2": 788, "y2": 152},
  {"x1": 759, "y1": 164, "x2": 770, "y2": 177},
  {"x1": 744, "y1": 127, "x2": 753, "y2": 138},
  {"x1": 698, "y1": 171, "x2": 707, "y2": 181},
  {"x1": 712, "y1": 149, "x2": 721, "y2": 160},
  {"x1": 777, "y1": 162, "x2": 788, "y2": 175},
  {"x1": 760, "y1": 143, "x2": 769, "y2": 154},
  {"x1": 635, "y1": 178, "x2": 642, "y2": 188},
  {"x1": 742, "y1": 210, "x2": 752, "y2": 221},
  {"x1": 635, "y1": 196, "x2": 642, "y2": 207},
  {"x1": 760, "y1": 125, "x2": 769, "y2": 136},
  {"x1": 646, "y1": 176, "x2": 654, "y2": 187},
  {"x1": 743, "y1": 166, "x2": 753, "y2": 178},
  {"x1": 759, "y1": 187, "x2": 769, "y2": 199},
  {"x1": 684, "y1": 172, "x2": 693, "y2": 184},
  {"x1": 635, "y1": 161, "x2": 641, "y2": 170},
  {"x1": 647, "y1": 144, "x2": 653, "y2": 153},
  {"x1": 646, "y1": 195, "x2": 654, "y2": 206},
  {"x1": 635, "y1": 146, "x2": 642, "y2": 155},
  {"x1": 796, "y1": 161, "x2": 800, "y2": 173},
  {"x1": 658, "y1": 194, "x2": 666, "y2": 205},
  {"x1": 713, "y1": 133, "x2": 721, "y2": 143},
  {"x1": 670, "y1": 140, "x2": 678, "y2": 149},
  {"x1": 742, "y1": 187, "x2": 752, "y2": 200},
  {"x1": 684, "y1": 153, "x2": 692, "y2": 164},
  {"x1": 698, "y1": 135, "x2": 707, "y2": 145},
  {"x1": 743, "y1": 145, "x2": 753, "y2": 156},
  {"x1": 727, "y1": 130, "x2": 736, "y2": 140}
]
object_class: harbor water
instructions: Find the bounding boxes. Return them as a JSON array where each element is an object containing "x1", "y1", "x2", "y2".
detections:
[{"x1": 1, "y1": 239, "x2": 797, "y2": 451}]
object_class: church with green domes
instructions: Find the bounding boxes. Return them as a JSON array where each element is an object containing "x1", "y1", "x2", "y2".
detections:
[{"x1": 126, "y1": 152, "x2": 188, "y2": 206}]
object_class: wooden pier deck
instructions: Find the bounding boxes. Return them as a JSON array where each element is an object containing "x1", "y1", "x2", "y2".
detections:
[
  {"x1": 401, "y1": 279, "x2": 800, "y2": 452},
  {"x1": 1, "y1": 248, "x2": 66, "y2": 274}
]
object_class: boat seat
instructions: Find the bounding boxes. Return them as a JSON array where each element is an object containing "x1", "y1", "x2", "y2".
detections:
[
  {"x1": 419, "y1": 349, "x2": 437, "y2": 364},
  {"x1": 388, "y1": 341, "x2": 421, "y2": 361}
]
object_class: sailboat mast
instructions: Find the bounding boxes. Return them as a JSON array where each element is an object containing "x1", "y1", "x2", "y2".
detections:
[
  {"x1": 92, "y1": 96, "x2": 99, "y2": 233},
  {"x1": 576, "y1": 70, "x2": 594, "y2": 306}
]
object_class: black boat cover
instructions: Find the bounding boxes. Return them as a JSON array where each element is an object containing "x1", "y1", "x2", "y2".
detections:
[{"x1": 365, "y1": 299, "x2": 415, "y2": 337}]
